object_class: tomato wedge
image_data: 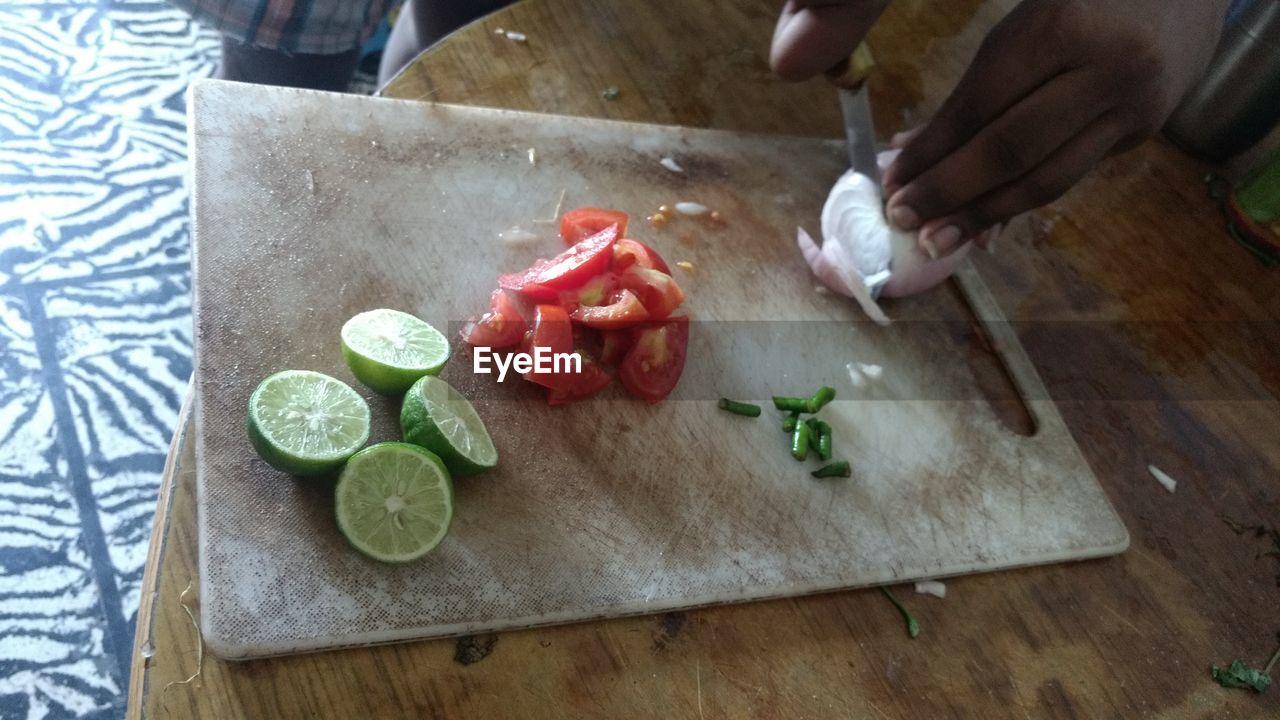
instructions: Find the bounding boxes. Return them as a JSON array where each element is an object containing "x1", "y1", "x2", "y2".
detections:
[
  {"x1": 611, "y1": 238, "x2": 671, "y2": 274},
  {"x1": 570, "y1": 289, "x2": 650, "y2": 329},
  {"x1": 618, "y1": 316, "x2": 689, "y2": 404},
  {"x1": 561, "y1": 208, "x2": 629, "y2": 246},
  {"x1": 619, "y1": 266, "x2": 685, "y2": 320},
  {"x1": 462, "y1": 289, "x2": 527, "y2": 349},
  {"x1": 520, "y1": 304, "x2": 575, "y2": 389},
  {"x1": 546, "y1": 360, "x2": 613, "y2": 405},
  {"x1": 600, "y1": 329, "x2": 634, "y2": 366},
  {"x1": 557, "y1": 272, "x2": 619, "y2": 313},
  {"x1": 499, "y1": 225, "x2": 619, "y2": 300}
]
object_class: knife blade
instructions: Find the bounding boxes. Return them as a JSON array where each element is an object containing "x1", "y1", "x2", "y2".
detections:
[
  {"x1": 838, "y1": 84, "x2": 881, "y2": 190},
  {"x1": 826, "y1": 43, "x2": 881, "y2": 192}
]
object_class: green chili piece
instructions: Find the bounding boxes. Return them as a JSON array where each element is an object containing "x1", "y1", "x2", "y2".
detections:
[
  {"x1": 717, "y1": 398, "x2": 762, "y2": 417},
  {"x1": 805, "y1": 418, "x2": 823, "y2": 451},
  {"x1": 811, "y1": 460, "x2": 850, "y2": 479},
  {"x1": 773, "y1": 396, "x2": 810, "y2": 413},
  {"x1": 816, "y1": 421, "x2": 833, "y2": 460},
  {"x1": 807, "y1": 386, "x2": 836, "y2": 413},
  {"x1": 791, "y1": 422, "x2": 811, "y2": 461},
  {"x1": 880, "y1": 587, "x2": 920, "y2": 638}
]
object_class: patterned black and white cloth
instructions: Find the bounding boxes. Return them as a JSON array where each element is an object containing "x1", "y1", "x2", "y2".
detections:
[{"x1": 0, "y1": 2, "x2": 215, "y2": 718}]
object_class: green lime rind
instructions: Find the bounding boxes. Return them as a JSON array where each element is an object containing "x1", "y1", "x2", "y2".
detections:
[
  {"x1": 400, "y1": 375, "x2": 498, "y2": 478},
  {"x1": 340, "y1": 309, "x2": 450, "y2": 396},
  {"x1": 335, "y1": 442, "x2": 454, "y2": 563},
  {"x1": 246, "y1": 370, "x2": 371, "y2": 477}
]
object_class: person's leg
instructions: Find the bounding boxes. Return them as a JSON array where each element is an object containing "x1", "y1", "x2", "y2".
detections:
[
  {"x1": 378, "y1": 0, "x2": 514, "y2": 85},
  {"x1": 218, "y1": 37, "x2": 362, "y2": 91}
]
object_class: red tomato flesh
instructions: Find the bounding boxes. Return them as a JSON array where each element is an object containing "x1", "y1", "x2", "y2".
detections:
[
  {"x1": 499, "y1": 225, "x2": 619, "y2": 299},
  {"x1": 462, "y1": 289, "x2": 527, "y2": 349},
  {"x1": 600, "y1": 329, "x2": 634, "y2": 366},
  {"x1": 611, "y1": 238, "x2": 671, "y2": 274},
  {"x1": 546, "y1": 360, "x2": 613, "y2": 405},
  {"x1": 570, "y1": 289, "x2": 650, "y2": 329},
  {"x1": 619, "y1": 266, "x2": 685, "y2": 320},
  {"x1": 561, "y1": 208, "x2": 629, "y2": 246},
  {"x1": 520, "y1": 304, "x2": 575, "y2": 389},
  {"x1": 618, "y1": 316, "x2": 689, "y2": 404},
  {"x1": 557, "y1": 272, "x2": 619, "y2": 312}
]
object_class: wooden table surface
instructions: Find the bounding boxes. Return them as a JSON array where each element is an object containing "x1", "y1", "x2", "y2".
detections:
[{"x1": 127, "y1": 0, "x2": 1280, "y2": 717}]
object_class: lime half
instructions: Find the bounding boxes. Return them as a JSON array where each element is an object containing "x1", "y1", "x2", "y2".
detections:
[
  {"x1": 401, "y1": 375, "x2": 498, "y2": 477},
  {"x1": 335, "y1": 443, "x2": 454, "y2": 562},
  {"x1": 340, "y1": 309, "x2": 449, "y2": 395},
  {"x1": 247, "y1": 370, "x2": 370, "y2": 477}
]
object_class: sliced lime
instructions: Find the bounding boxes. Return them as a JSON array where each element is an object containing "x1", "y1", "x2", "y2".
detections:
[
  {"x1": 335, "y1": 443, "x2": 454, "y2": 562},
  {"x1": 246, "y1": 370, "x2": 370, "y2": 477},
  {"x1": 340, "y1": 309, "x2": 449, "y2": 395},
  {"x1": 400, "y1": 375, "x2": 498, "y2": 477}
]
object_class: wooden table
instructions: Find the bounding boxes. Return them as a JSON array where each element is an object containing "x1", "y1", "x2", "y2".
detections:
[{"x1": 128, "y1": 0, "x2": 1280, "y2": 717}]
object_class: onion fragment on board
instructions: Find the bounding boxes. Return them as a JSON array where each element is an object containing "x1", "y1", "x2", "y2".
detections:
[
  {"x1": 915, "y1": 580, "x2": 946, "y2": 598},
  {"x1": 674, "y1": 201, "x2": 709, "y2": 216},
  {"x1": 1148, "y1": 464, "x2": 1177, "y2": 493},
  {"x1": 660, "y1": 157, "x2": 684, "y2": 173}
]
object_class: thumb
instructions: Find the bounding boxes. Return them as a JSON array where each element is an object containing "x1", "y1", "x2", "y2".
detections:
[{"x1": 770, "y1": 1, "x2": 890, "y2": 81}]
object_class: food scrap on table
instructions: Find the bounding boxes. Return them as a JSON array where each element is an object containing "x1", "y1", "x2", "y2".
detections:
[
  {"x1": 915, "y1": 580, "x2": 946, "y2": 599},
  {"x1": 601, "y1": 86, "x2": 620, "y2": 101},
  {"x1": 660, "y1": 157, "x2": 684, "y2": 173},
  {"x1": 1148, "y1": 464, "x2": 1178, "y2": 493},
  {"x1": 1211, "y1": 645, "x2": 1279, "y2": 694}
]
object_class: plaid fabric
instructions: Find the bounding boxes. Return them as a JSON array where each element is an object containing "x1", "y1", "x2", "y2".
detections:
[{"x1": 168, "y1": 0, "x2": 396, "y2": 54}]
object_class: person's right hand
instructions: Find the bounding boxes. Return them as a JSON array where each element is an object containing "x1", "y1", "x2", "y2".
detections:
[{"x1": 770, "y1": 0, "x2": 891, "y2": 81}]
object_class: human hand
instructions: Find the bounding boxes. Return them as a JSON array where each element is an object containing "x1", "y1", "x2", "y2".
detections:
[
  {"x1": 769, "y1": 0, "x2": 892, "y2": 81},
  {"x1": 881, "y1": 0, "x2": 1229, "y2": 257}
]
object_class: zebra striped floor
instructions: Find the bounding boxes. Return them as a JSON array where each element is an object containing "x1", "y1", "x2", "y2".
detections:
[
  {"x1": 4, "y1": 3, "x2": 208, "y2": 718},
  {"x1": 2, "y1": 3, "x2": 383, "y2": 716}
]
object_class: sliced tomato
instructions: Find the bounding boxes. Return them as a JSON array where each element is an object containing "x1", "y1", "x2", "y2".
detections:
[
  {"x1": 611, "y1": 238, "x2": 671, "y2": 274},
  {"x1": 570, "y1": 289, "x2": 650, "y2": 329},
  {"x1": 560, "y1": 208, "x2": 629, "y2": 246},
  {"x1": 462, "y1": 289, "x2": 527, "y2": 349},
  {"x1": 600, "y1": 329, "x2": 634, "y2": 366},
  {"x1": 618, "y1": 316, "x2": 689, "y2": 404},
  {"x1": 619, "y1": 266, "x2": 685, "y2": 320},
  {"x1": 557, "y1": 272, "x2": 619, "y2": 313},
  {"x1": 499, "y1": 225, "x2": 619, "y2": 299},
  {"x1": 546, "y1": 360, "x2": 613, "y2": 405},
  {"x1": 520, "y1": 304, "x2": 574, "y2": 389}
]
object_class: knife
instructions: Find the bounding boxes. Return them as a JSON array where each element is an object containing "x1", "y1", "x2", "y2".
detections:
[{"x1": 826, "y1": 43, "x2": 880, "y2": 192}]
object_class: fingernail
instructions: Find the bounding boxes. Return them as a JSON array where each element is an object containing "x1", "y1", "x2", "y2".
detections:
[
  {"x1": 932, "y1": 225, "x2": 962, "y2": 253},
  {"x1": 982, "y1": 223, "x2": 1004, "y2": 254},
  {"x1": 921, "y1": 224, "x2": 960, "y2": 258},
  {"x1": 888, "y1": 203, "x2": 920, "y2": 231}
]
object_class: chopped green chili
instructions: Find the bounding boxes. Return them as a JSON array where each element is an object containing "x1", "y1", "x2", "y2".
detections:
[
  {"x1": 717, "y1": 398, "x2": 761, "y2": 417},
  {"x1": 811, "y1": 460, "x2": 850, "y2": 479},
  {"x1": 880, "y1": 587, "x2": 920, "y2": 638},
  {"x1": 791, "y1": 422, "x2": 811, "y2": 461}
]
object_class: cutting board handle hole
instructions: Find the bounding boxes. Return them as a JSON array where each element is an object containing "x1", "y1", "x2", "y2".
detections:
[{"x1": 948, "y1": 283, "x2": 1037, "y2": 437}]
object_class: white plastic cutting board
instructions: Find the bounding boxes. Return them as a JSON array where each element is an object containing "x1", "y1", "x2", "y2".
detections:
[{"x1": 188, "y1": 79, "x2": 1128, "y2": 659}]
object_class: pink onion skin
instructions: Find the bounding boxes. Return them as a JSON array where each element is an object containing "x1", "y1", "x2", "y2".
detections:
[{"x1": 880, "y1": 237, "x2": 972, "y2": 298}]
